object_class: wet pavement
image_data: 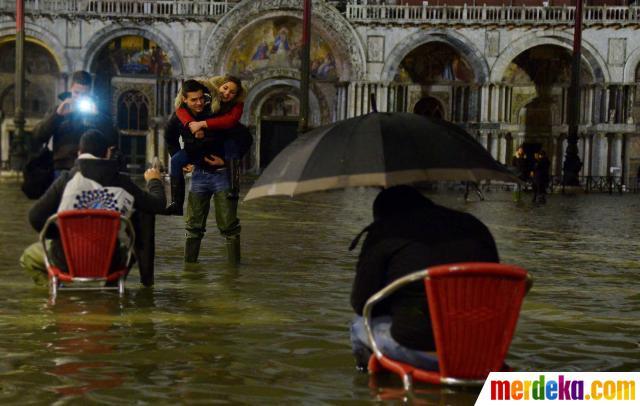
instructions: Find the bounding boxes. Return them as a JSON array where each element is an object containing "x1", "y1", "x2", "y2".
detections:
[{"x1": 0, "y1": 179, "x2": 638, "y2": 403}]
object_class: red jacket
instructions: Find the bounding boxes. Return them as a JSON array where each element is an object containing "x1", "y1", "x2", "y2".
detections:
[{"x1": 176, "y1": 102, "x2": 244, "y2": 130}]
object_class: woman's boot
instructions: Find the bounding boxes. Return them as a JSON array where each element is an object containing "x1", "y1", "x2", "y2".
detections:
[{"x1": 165, "y1": 176, "x2": 185, "y2": 216}]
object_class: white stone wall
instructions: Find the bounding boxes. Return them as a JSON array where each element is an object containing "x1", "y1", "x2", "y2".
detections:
[{"x1": 1, "y1": 1, "x2": 639, "y2": 179}]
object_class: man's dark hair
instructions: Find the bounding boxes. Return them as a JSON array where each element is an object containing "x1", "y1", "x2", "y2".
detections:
[
  {"x1": 181, "y1": 79, "x2": 208, "y2": 97},
  {"x1": 71, "y1": 70, "x2": 92, "y2": 87},
  {"x1": 79, "y1": 130, "x2": 109, "y2": 158}
]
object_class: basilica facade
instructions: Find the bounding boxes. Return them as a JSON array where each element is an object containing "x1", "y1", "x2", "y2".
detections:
[{"x1": 1, "y1": 0, "x2": 639, "y2": 183}]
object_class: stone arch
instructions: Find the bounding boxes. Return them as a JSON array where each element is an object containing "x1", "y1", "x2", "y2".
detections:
[
  {"x1": 203, "y1": 0, "x2": 366, "y2": 81},
  {"x1": 623, "y1": 46, "x2": 640, "y2": 83},
  {"x1": 413, "y1": 96, "x2": 446, "y2": 120},
  {"x1": 0, "y1": 23, "x2": 70, "y2": 72},
  {"x1": 83, "y1": 26, "x2": 184, "y2": 76},
  {"x1": 381, "y1": 29, "x2": 489, "y2": 84},
  {"x1": 243, "y1": 77, "x2": 323, "y2": 171},
  {"x1": 490, "y1": 32, "x2": 609, "y2": 84},
  {"x1": 243, "y1": 77, "x2": 322, "y2": 127}
]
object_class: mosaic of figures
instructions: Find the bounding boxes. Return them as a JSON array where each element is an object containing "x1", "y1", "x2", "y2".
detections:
[
  {"x1": 0, "y1": 40, "x2": 59, "y2": 75},
  {"x1": 225, "y1": 17, "x2": 338, "y2": 81},
  {"x1": 396, "y1": 42, "x2": 474, "y2": 84},
  {"x1": 93, "y1": 36, "x2": 172, "y2": 76}
]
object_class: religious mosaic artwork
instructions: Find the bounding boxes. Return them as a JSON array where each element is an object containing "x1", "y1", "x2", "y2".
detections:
[
  {"x1": 503, "y1": 45, "x2": 592, "y2": 86},
  {"x1": 225, "y1": 18, "x2": 338, "y2": 81},
  {"x1": 0, "y1": 40, "x2": 59, "y2": 75},
  {"x1": 0, "y1": 40, "x2": 58, "y2": 117},
  {"x1": 95, "y1": 36, "x2": 171, "y2": 76},
  {"x1": 396, "y1": 42, "x2": 474, "y2": 84}
]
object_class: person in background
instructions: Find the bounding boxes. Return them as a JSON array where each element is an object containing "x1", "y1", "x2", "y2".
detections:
[
  {"x1": 33, "y1": 70, "x2": 119, "y2": 178},
  {"x1": 531, "y1": 150, "x2": 551, "y2": 204}
]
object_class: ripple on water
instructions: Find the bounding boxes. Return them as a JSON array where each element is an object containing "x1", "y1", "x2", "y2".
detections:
[{"x1": 0, "y1": 183, "x2": 639, "y2": 402}]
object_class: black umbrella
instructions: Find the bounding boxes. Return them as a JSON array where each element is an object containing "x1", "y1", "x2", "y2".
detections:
[{"x1": 244, "y1": 112, "x2": 518, "y2": 201}]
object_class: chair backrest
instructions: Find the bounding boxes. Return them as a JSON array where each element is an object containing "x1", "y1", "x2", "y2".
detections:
[
  {"x1": 424, "y1": 262, "x2": 528, "y2": 380},
  {"x1": 56, "y1": 209, "x2": 121, "y2": 279}
]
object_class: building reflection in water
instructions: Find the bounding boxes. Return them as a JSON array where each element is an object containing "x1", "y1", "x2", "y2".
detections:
[{"x1": 46, "y1": 295, "x2": 126, "y2": 396}]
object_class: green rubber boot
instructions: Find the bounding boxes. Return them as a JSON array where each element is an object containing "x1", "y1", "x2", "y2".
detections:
[
  {"x1": 225, "y1": 235, "x2": 241, "y2": 266},
  {"x1": 184, "y1": 238, "x2": 202, "y2": 263}
]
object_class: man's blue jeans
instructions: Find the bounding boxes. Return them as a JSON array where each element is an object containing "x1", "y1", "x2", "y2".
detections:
[
  {"x1": 190, "y1": 166, "x2": 230, "y2": 194},
  {"x1": 350, "y1": 316, "x2": 439, "y2": 371},
  {"x1": 170, "y1": 150, "x2": 191, "y2": 178}
]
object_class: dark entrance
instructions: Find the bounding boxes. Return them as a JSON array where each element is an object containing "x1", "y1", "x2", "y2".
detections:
[
  {"x1": 260, "y1": 119, "x2": 298, "y2": 169},
  {"x1": 413, "y1": 96, "x2": 444, "y2": 119}
]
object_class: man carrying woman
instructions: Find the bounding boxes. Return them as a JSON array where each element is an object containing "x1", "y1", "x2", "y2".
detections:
[{"x1": 164, "y1": 77, "x2": 252, "y2": 265}]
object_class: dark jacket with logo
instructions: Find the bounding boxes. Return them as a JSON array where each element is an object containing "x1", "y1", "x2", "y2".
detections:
[
  {"x1": 350, "y1": 201, "x2": 499, "y2": 351},
  {"x1": 29, "y1": 158, "x2": 165, "y2": 232}
]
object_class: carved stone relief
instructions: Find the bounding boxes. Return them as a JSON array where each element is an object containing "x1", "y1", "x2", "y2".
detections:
[
  {"x1": 110, "y1": 79, "x2": 156, "y2": 121},
  {"x1": 184, "y1": 30, "x2": 201, "y2": 58},
  {"x1": 485, "y1": 30, "x2": 499, "y2": 57},
  {"x1": 367, "y1": 36, "x2": 384, "y2": 63},
  {"x1": 608, "y1": 38, "x2": 626, "y2": 67}
]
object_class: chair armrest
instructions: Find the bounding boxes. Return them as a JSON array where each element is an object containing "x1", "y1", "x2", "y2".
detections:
[
  {"x1": 39, "y1": 213, "x2": 59, "y2": 269},
  {"x1": 120, "y1": 215, "x2": 136, "y2": 268},
  {"x1": 525, "y1": 273, "x2": 534, "y2": 295},
  {"x1": 362, "y1": 269, "x2": 430, "y2": 359}
]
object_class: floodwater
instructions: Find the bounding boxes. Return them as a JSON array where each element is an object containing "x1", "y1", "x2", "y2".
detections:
[{"x1": 0, "y1": 179, "x2": 638, "y2": 404}]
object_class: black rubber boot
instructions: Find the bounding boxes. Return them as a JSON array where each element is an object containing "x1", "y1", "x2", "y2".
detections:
[
  {"x1": 184, "y1": 238, "x2": 201, "y2": 263},
  {"x1": 166, "y1": 176, "x2": 185, "y2": 216},
  {"x1": 225, "y1": 235, "x2": 240, "y2": 266}
]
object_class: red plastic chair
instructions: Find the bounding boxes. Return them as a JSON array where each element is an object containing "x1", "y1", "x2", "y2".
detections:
[
  {"x1": 364, "y1": 262, "x2": 532, "y2": 390},
  {"x1": 40, "y1": 209, "x2": 135, "y2": 301}
]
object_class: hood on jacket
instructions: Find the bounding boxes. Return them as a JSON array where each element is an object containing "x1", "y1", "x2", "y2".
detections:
[{"x1": 73, "y1": 158, "x2": 121, "y2": 186}]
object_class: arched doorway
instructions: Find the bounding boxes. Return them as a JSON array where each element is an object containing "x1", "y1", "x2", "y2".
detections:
[
  {"x1": 503, "y1": 44, "x2": 593, "y2": 170},
  {"x1": 396, "y1": 41, "x2": 475, "y2": 121},
  {"x1": 0, "y1": 39, "x2": 60, "y2": 167},
  {"x1": 413, "y1": 96, "x2": 444, "y2": 119},
  {"x1": 259, "y1": 91, "x2": 300, "y2": 169},
  {"x1": 117, "y1": 90, "x2": 150, "y2": 173},
  {"x1": 91, "y1": 35, "x2": 172, "y2": 170}
]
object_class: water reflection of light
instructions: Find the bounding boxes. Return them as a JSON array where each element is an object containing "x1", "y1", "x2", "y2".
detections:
[
  {"x1": 367, "y1": 374, "x2": 480, "y2": 404},
  {"x1": 46, "y1": 295, "x2": 124, "y2": 396}
]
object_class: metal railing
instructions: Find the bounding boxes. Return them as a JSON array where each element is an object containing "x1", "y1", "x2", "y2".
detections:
[
  {"x1": 550, "y1": 175, "x2": 634, "y2": 194},
  {"x1": 1, "y1": 1, "x2": 638, "y2": 25},
  {"x1": 0, "y1": 0, "x2": 234, "y2": 20},
  {"x1": 345, "y1": 4, "x2": 640, "y2": 26}
]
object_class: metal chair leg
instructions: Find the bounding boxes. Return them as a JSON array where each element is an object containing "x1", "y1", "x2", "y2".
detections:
[
  {"x1": 118, "y1": 277, "x2": 125, "y2": 296},
  {"x1": 402, "y1": 373, "x2": 413, "y2": 392},
  {"x1": 50, "y1": 276, "x2": 58, "y2": 300}
]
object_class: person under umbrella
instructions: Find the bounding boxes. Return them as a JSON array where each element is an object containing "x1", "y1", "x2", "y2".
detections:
[{"x1": 348, "y1": 185, "x2": 500, "y2": 371}]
